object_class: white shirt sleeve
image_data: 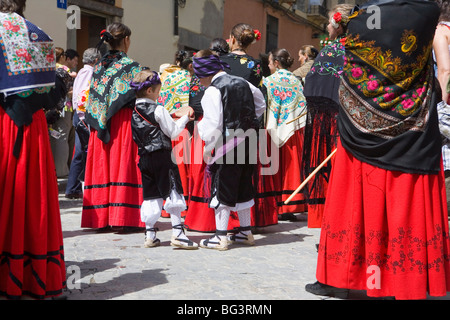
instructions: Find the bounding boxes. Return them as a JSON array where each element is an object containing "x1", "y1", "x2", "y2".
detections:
[
  {"x1": 248, "y1": 81, "x2": 267, "y2": 118},
  {"x1": 154, "y1": 105, "x2": 189, "y2": 140},
  {"x1": 197, "y1": 86, "x2": 223, "y2": 152}
]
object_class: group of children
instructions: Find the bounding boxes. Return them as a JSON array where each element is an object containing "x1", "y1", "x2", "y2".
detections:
[{"x1": 130, "y1": 50, "x2": 264, "y2": 251}]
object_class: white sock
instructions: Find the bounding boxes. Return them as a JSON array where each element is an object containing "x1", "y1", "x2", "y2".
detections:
[
  {"x1": 141, "y1": 199, "x2": 163, "y2": 239},
  {"x1": 169, "y1": 210, "x2": 188, "y2": 240},
  {"x1": 215, "y1": 206, "x2": 231, "y2": 238},
  {"x1": 237, "y1": 208, "x2": 252, "y2": 235}
]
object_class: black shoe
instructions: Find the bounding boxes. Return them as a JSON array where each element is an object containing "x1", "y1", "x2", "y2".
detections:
[
  {"x1": 305, "y1": 281, "x2": 349, "y2": 299},
  {"x1": 65, "y1": 193, "x2": 83, "y2": 199}
]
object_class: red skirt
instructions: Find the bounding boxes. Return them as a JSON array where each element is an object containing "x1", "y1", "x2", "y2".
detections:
[
  {"x1": 303, "y1": 110, "x2": 338, "y2": 228},
  {"x1": 184, "y1": 127, "x2": 278, "y2": 232},
  {"x1": 82, "y1": 108, "x2": 144, "y2": 228},
  {"x1": 316, "y1": 142, "x2": 450, "y2": 300},
  {"x1": 0, "y1": 108, "x2": 66, "y2": 299},
  {"x1": 273, "y1": 129, "x2": 307, "y2": 215}
]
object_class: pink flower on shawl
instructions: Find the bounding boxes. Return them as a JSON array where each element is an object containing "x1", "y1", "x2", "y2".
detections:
[
  {"x1": 402, "y1": 99, "x2": 415, "y2": 110},
  {"x1": 351, "y1": 67, "x2": 363, "y2": 79},
  {"x1": 416, "y1": 87, "x2": 425, "y2": 97},
  {"x1": 383, "y1": 92, "x2": 396, "y2": 102},
  {"x1": 367, "y1": 80, "x2": 379, "y2": 91}
]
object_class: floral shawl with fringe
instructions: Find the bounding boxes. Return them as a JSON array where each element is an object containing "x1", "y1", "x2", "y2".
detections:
[{"x1": 338, "y1": 0, "x2": 442, "y2": 174}]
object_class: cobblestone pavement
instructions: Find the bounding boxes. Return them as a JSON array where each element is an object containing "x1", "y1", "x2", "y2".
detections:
[{"x1": 57, "y1": 179, "x2": 450, "y2": 302}]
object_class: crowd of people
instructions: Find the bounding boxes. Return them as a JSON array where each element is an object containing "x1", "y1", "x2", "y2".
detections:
[{"x1": 1, "y1": 0, "x2": 450, "y2": 301}]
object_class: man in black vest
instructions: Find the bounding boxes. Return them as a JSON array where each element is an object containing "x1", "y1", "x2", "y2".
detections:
[{"x1": 193, "y1": 50, "x2": 267, "y2": 250}]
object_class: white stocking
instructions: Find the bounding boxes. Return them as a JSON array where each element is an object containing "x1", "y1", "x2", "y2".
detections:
[
  {"x1": 141, "y1": 199, "x2": 163, "y2": 239},
  {"x1": 237, "y1": 208, "x2": 252, "y2": 235}
]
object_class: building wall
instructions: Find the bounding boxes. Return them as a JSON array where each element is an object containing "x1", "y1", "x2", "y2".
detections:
[
  {"x1": 121, "y1": 0, "x2": 177, "y2": 70},
  {"x1": 24, "y1": 0, "x2": 68, "y2": 49},
  {"x1": 223, "y1": 0, "x2": 323, "y2": 72}
]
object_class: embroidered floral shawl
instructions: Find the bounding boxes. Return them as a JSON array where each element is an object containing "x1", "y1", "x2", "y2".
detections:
[
  {"x1": 263, "y1": 69, "x2": 307, "y2": 148},
  {"x1": 0, "y1": 12, "x2": 55, "y2": 96},
  {"x1": 303, "y1": 36, "x2": 345, "y2": 108},
  {"x1": 339, "y1": 0, "x2": 441, "y2": 174},
  {"x1": 85, "y1": 50, "x2": 142, "y2": 143},
  {"x1": 157, "y1": 68, "x2": 191, "y2": 114}
]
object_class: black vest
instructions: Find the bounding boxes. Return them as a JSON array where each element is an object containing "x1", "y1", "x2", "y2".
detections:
[
  {"x1": 131, "y1": 100, "x2": 172, "y2": 155},
  {"x1": 211, "y1": 74, "x2": 258, "y2": 140}
]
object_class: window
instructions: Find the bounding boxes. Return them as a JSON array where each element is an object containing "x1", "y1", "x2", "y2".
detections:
[{"x1": 266, "y1": 15, "x2": 279, "y2": 53}]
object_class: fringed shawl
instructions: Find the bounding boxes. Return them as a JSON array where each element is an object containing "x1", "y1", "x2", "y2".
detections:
[
  {"x1": 339, "y1": 0, "x2": 441, "y2": 174},
  {"x1": 85, "y1": 50, "x2": 142, "y2": 144}
]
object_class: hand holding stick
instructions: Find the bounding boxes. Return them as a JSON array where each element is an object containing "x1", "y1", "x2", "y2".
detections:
[{"x1": 284, "y1": 148, "x2": 337, "y2": 205}]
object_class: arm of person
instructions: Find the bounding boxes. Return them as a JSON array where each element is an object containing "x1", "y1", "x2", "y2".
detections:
[
  {"x1": 438, "y1": 101, "x2": 450, "y2": 141},
  {"x1": 433, "y1": 25, "x2": 450, "y2": 103},
  {"x1": 154, "y1": 105, "x2": 191, "y2": 140},
  {"x1": 197, "y1": 86, "x2": 223, "y2": 153}
]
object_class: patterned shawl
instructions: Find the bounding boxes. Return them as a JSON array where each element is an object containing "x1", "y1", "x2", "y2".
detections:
[
  {"x1": 339, "y1": 0, "x2": 441, "y2": 174},
  {"x1": 85, "y1": 50, "x2": 142, "y2": 143},
  {"x1": 0, "y1": 12, "x2": 55, "y2": 96},
  {"x1": 263, "y1": 69, "x2": 307, "y2": 148},
  {"x1": 303, "y1": 37, "x2": 346, "y2": 108},
  {"x1": 157, "y1": 68, "x2": 191, "y2": 114}
]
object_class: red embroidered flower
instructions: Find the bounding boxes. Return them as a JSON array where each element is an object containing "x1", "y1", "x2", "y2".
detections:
[
  {"x1": 3, "y1": 21, "x2": 20, "y2": 33},
  {"x1": 46, "y1": 54, "x2": 55, "y2": 63},
  {"x1": 192, "y1": 85, "x2": 199, "y2": 91},
  {"x1": 16, "y1": 48, "x2": 32, "y2": 62}
]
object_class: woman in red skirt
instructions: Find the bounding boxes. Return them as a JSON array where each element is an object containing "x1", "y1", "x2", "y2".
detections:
[
  {"x1": 263, "y1": 48, "x2": 307, "y2": 218},
  {"x1": 301, "y1": 4, "x2": 353, "y2": 228},
  {"x1": 306, "y1": 0, "x2": 450, "y2": 300},
  {"x1": 82, "y1": 23, "x2": 144, "y2": 230},
  {"x1": 0, "y1": 1, "x2": 66, "y2": 299}
]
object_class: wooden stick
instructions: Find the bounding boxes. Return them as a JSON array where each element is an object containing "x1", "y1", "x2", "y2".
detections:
[
  {"x1": 284, "y1": 148, "x2": 337, "y2": 205},
  {"x1": 285, "y1": 111, "x2": 307, "y2": 125}
]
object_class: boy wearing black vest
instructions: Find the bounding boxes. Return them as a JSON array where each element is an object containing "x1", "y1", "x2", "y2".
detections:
[
  {"x1": 130, "y1": 69, "x2": 198, "y2": 249},
  {"x1": 193, "y1": 50, "x2": 266, "y2": 250}
]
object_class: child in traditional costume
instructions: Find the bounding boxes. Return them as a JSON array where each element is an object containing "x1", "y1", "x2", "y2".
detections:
[
  {"x1": 130, "y1": 69, "x2": 198, "y2": 249},
  {"x1": 193, "y1": 50, "x2": 266, "y2": 250}
]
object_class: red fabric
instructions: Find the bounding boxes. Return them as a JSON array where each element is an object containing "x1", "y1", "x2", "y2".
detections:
[
  {"x1": 184, "y1": 126, "x2": 278, "y2": 232},
  {"x1": 0, "y1": 108, "x2": 66, "y2": 299},
  {"x1": 305, "y1": 113, "x2": 338, "y2": 228},
  {"x1": 273, "y1": 129, "x2": 307, "y2": 215},
  {"x1": 82, "y1": 108, "x2": 144, "y2": 228},
  {"x1": 316, "y1": 142, "x2": 450, "y2": 300}
]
